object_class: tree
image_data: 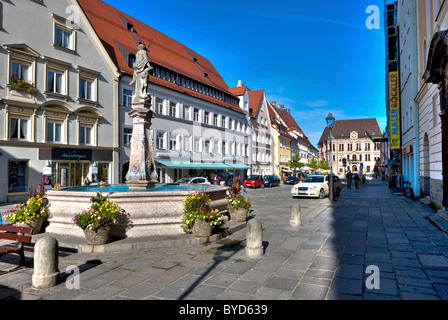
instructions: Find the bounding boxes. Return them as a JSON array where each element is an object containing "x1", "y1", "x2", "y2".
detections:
[
  {"x1": 308, "y1": 157, "x2": 319, "y2": 170},
  {"x1": 288, "y1": 151, "x2": 305, "y2": 171},
  {"x1": 318, "y1": 157, "x2": 330, "y2": 170}
]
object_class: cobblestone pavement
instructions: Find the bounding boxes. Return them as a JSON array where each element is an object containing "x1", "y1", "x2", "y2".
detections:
[{"x1": 1, "y1": 178, "x2": 448, "y2": 301}]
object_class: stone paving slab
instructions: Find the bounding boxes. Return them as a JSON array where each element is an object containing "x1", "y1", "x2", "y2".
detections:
[{"x1": 1, "y1": 180, "x2": 448, "y2": 301}]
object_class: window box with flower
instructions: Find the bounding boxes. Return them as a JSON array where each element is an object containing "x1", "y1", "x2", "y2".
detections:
[
  {"x1": 180, "y1": 193, "x2": 224, "y2": 237},
  {"x1": 72, "y1": 191, "x2": 120, "y2": 245},
  {"x1": 9, "y1": 76, "x2": 37, "y2": 95}
]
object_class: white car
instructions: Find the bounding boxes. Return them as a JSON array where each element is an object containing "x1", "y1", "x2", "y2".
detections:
[
  {"x1": 291, "y1": 174, "x2": 342, "y2": 199},
  {"x1": 175, "y1": 177, "x2": 211, "y2": 185}
]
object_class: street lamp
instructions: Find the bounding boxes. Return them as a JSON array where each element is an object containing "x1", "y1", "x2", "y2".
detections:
[{"x1": 326, "y1": 113, "x2": 335, "y2": 201}]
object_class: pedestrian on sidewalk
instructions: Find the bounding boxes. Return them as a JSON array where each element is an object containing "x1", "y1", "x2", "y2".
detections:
[
  {"x1": 354, "y1": 173, "x2": 360, "y2": 189},
  {"x1": 346, "y1": 170, "x2": 352, "y2": 189}
]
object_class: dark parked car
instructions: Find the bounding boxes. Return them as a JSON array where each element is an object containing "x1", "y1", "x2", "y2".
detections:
[
  {"x1": 263, "y1": 175, "x2": 281, "y2": 187},
  {"x1": 284, "y1": 176, "x2": 300, "y2": 185},
  {"x1": 243, "y1": 175, "x2": 264, "y2": 188}
]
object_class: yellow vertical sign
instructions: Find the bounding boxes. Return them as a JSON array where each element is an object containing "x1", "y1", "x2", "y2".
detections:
[{"x1": 389, "y1": 71, "x2": 400, "y2": 149}]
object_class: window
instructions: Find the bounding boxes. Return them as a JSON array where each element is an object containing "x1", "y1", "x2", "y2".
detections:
[
  {"x1": 194, "y1": 137, "x2": 201, "y2": 152},
  {"x1": 10, "y1": 117, "x2": 28, "y2": 140},
  {"x1": 156, "y1": 98, "x2": 164, "y2": 115},
  {"x1": 80, "y1": 78, "x2": 94, "y2": 100},
  {"x1": 184, "y1": 106, "x2": 191, "y2": 121},
  {"x1": 213, "y1": 139, "x2": 219, "y2": 154},
  {"x1": 204, "y1": 139, "x2": 211, "y2": 153},
  {"x1": 129, "y1": 54, "x2": 136, "y2": 69},
  {"x1": 47, "y1": 121, "x2": 62, "y2": 143},
  {"x1": 204, "y1": 111, "x2": 210, "y2": 125},
  {"x1": 184, "y1": 136, "x2": 192, "y2": 152},
  {"x1": 11, "y1": 61, "x2": 31, "y2": 82},
  {"x1": 8, "y1": 160, "x2": 29, "y2": 194},
  {"x1": 169, "y1": 102, "x2": 177, "y2": 117},
  {"x1": 47, "y1": 70, "x2": 64, "y2": 94},
  {"x1": 123, "y1": 89, "x2": 133, "y2": 107},
  {"x1": 222, "y1": 116, "x2": 227, "y2": 128},
  {"x1": 193, "y1": 108, "x2": 200, "y2": 122},
  {"x1": 123, "y1": 127, "x2": 132, "y2": 147},
  {"x1": 170, "y1": 133, "x2": 179, "y2": 151},
  {"x1": 55, "y1": 26, "x2": 74, "y2": 50},
  {"x1": 156, "y1": 130, "x2": 167, "y2": 150},
  {"x1": 365, "y1": 143, "x2": 371, "y2": 151},
  {"x1": 214, "y1": 114, "x2": 219, "y2": 127},
  {"x1": 79, "y1": 126, "x2": 92, "y2": 145}
]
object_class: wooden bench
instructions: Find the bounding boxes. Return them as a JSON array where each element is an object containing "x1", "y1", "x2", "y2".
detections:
[{"x1": 0, "y1": 225, "x2": 34, "y2": 273}]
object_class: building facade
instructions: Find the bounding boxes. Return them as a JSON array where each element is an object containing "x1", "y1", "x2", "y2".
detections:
[
  {"x1": 229, "y1": 83, "x2": 273, "y2": 176},
  {"x1": 415, "y1": 0, "x2": 448, "y2": 206},
  {"x1": 397, "y1": 0, "x2": 420, "y2": 194},
  {"x1": 318, "y1": 119, "x2": 383, "y2": 176},
  {"x1": 77, "y1": 0, "x2": 251, "y2": 184},
  {"x1": 0, "y1": 0, "x2": 119, "y2": 203}
]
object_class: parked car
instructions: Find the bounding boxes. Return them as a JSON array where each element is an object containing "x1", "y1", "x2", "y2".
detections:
[
  {"x1": 263, "y1": 175, "x2": 281, "y2": 187},
  {"x1": 291, "y1": 174, "x2": 342, "y2": 199},
  {"x1": 243, "y1": 175, "x2": 264, "y2": 188},
  {"x1": 284, "y1": 176, "x2": 300, "y2": 185},
  {"x1": 175, "y1": 177, "x2": 211, "y2": 185}
]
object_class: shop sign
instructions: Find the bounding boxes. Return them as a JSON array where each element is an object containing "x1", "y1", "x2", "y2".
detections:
[
  {"x1": 388, "y1": 71, "x2": 401, "y2": 150},
  {"x1": 53, "y1": 148, "x2": 93, "y2": 161}
]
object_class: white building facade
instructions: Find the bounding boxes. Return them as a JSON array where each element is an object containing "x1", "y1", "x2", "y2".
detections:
[{"x1": 0, "y1": 0, "x2": 119, "y2": 203}]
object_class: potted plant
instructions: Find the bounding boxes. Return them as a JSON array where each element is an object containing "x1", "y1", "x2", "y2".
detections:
[
  {"x1": 5, "y1": 185, "x2": 49, "y2": 234},
  {"x1": 180, "y1": 193, "x2": 224, "y2": 237},
  {"x1": 228, "y1": 194, "x2": 252, "y2": 222},
  {"x1": 72, "y1": 192, "x2": 119, "y2": 245}
]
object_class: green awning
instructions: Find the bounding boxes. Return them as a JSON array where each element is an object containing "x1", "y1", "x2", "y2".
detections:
[
  {"x1": 155, "y1": 159, "x2": 202, "y2": 169},
  {"x1": 226, "y1": 163, "x2": 251, "y2": 170},
  {"x1": 199, "y1": 163, "x2": 231, "y2": 170},
  {"x1": 156, "y1": 160, "x2": 233, "y2": 170}
]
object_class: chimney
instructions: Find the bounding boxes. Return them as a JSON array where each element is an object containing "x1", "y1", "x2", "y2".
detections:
[
  {"x1": 237, "y1": 80, "x2": 242, "y2": 87},
  {"x1": 280, "y1": 104, "x2": 284, "y2": 109},
  {"x1": 271, "y1": 101, "x2": 276, "y2": 106},
  {"x1": 287, "y1": 109, "x2": 290, "y2": 114}
]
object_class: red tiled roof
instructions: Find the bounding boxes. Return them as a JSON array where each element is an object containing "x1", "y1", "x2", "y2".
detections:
[
  {"x1": 77, "y1": 0, "x2": 244, "y2": 114},
  {"x1": 228, "y1": 86, "x2": 247, "y2": 96},
  {"x1": 248, "y1": 89, "x2": 264, "y2": 118}
]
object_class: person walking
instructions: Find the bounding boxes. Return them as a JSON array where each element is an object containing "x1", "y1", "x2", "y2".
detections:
[
  {"x1": 346, "y1": 170, "x2": 352, "y2": 189},
  {"x1": 354, "y1": 173, "x2": 360, "y2": 189}
]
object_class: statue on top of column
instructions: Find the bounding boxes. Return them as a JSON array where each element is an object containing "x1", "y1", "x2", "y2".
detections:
[{"x1": 130, "y1": 43, "x2": 153, "y2": 105}]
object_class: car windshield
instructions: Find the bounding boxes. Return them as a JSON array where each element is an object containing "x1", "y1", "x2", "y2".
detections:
[
  {"x1": 246, "y1": 175, "x2": 259, "y2": 180},
  {"x1": 175, "y1": 178, "x2": 190, "y2": 183},
  {"x1": 287, "y1": 177, "x2": 296, "y2": 180},
  {"x1": 303, "y1": 176, "x2": 324, "y2": 183},
  {"x1": 264, "y1": 176, "x2": 273, "y2": 179}
]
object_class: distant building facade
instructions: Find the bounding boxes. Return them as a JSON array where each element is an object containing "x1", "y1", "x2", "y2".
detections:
[{"x1": 318, "y1": 119, "x2": 383, "y2": 176}]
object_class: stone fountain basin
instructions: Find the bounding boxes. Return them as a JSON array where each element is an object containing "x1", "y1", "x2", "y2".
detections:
[{"x1": 45, "y1": 185, "x2": 229, "y2": 238}]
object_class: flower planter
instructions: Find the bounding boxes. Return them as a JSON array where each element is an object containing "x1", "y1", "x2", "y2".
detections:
[
  {"x1": 191, "y1": 219, "x2": 212, "y2": 237},
  {"x1": 16, "y1": 216, "x2": 44, "y2": 234},
  {"x1": 229, "y1": 208, "x2": 248, "y2": 222},
  {"x1": 83, "y1": 225, "x2": 112, "y2": 245}
]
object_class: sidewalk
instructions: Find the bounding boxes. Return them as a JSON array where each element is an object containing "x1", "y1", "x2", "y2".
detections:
[{"x1": 1, "y1": 179, "x2": 448, "y2": 300}]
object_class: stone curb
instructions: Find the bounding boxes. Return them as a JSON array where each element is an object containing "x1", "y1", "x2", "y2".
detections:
[{"x1": 31, "y1": 220, "x2": 247, "y2": 254}]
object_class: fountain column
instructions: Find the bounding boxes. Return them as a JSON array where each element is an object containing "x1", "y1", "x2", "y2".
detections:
[
  {"x1": 126, "y1": 43, "x2": 158, "y2": 190},
  {"x1": 125, "y1": 100, "x2": 158, "y2": 190}
]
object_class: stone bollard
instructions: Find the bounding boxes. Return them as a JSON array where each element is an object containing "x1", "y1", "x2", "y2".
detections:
[
  {"x1": 32, "y1": 236, "x2": 60, "y2": 289},
  {"x1": 245, "y1": 219, "x2": 264, "y2": 259},
  {"x1": 290, "y1": 203, "x2": 302, "y2": 227}
]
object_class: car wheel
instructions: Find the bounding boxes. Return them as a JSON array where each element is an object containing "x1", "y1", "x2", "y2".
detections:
[
  {"x1": 335, "y1": 188, "x2": 341, "y2": 197},
  {"x1": 319, "y1": 188, "x2": 325, "y2": 199}
]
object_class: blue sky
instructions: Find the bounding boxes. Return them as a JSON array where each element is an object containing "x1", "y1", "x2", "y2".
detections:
[{"x1": 103, "y1": 0, "x2": 387, "y2": 147}]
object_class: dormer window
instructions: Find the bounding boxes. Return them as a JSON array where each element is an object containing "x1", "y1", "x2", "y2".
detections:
[
  {"x1": 127, "y1": 23, "x2": 134, "y2": 32},
  {"x1": 128, "y1": 53, "x2": 136, "y2": 68}
]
